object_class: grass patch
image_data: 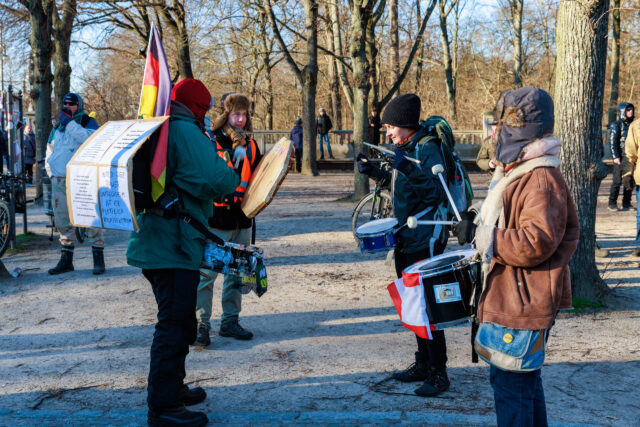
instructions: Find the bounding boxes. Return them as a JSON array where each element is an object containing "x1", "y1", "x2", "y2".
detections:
[
  {"x1": 4, "y1": 232, "x2": 48, "y2": 255},
  {"x1": 334, "y1": 195, "x2": 358, "y2": 203},
  {"x1": 565, "y1": 298, "x2": 606, "y2": 314}
]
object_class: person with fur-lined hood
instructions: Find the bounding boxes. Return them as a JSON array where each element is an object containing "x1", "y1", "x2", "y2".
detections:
[
  {"x1": 194, "y1": 93, "x2": 263, "y2": 347},
  {"x1": 453, "y1": 87, "x2": 579, "y2": 426}
]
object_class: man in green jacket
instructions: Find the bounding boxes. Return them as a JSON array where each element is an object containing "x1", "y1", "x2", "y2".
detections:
[{"x1": 127, "y1": 78, "x2": 239, "y2": 427}]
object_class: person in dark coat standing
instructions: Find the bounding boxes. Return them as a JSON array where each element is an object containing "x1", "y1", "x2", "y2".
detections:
[
  {"x1": 608, "y1": 102, "x2": 635, "y2": 211},
  {"x1": 368, "y1": 108, "x2": 382, "y2": 146},
  {"x1": 357, "y1": 94, "x2": 452, "y2": 398},
  {"x1": 0, "y1": 127, "x2": 7, "y2": 172},
  {"x1": 290, "y1": 117, "x2": 303, "y2": 172},
  {"x1": 24, "y1": 125, "x2": 36, "y2": 184},
  {"x1": 316, "y1": 107, "x2": 334, "y2": 159}
]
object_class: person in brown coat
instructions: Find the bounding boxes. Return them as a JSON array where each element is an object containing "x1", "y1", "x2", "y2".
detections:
[{"x1": 454, "y1": 86, "x2": 579, "y2": 426}]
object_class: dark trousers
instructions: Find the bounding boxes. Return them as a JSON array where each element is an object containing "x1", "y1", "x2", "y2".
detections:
[
  {"x1": 394, "y1": 243, "x2": 447, "y2": 369},
  {"x1": 143, "y1": 268, "x2": 199, "y2": 410},
  {"x1": 295, "y1": 148, "x2": 303, "y2": 172},
  {"x1": 25, "y1": 163, "x2": 34, "y2": 183},
  {"x1": 490, "y1": 366, "x2": 548, "y2": 427},
  {"x1": 609, "y1": 163, "x2": 632, "y2": 208}
]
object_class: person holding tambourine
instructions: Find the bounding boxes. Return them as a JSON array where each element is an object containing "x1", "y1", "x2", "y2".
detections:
[{"x1": 357, "y1": 94, "x2": 453, "y2": 397}]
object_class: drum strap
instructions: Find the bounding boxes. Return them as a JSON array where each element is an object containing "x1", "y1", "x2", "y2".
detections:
[
  {"x1": 471, "y1": 320, "x2": 479, "y2": 363},
  {"x1": 144, "y1": 207, "x2": 225, "y2": 246}
]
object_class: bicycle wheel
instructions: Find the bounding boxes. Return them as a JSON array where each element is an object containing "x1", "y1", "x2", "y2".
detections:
[
  {"x1": 352, "y1": 190, "x2": 393, "y2": 240},
  {"x1": 0, "y1": 200, "x2": 12, "y2": 257}
]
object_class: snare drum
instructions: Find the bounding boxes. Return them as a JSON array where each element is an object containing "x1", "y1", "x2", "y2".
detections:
[
  {"x1": 202, "y1": 241, "x2": 264, "y2": 277},
  {"x1": 403, "y1": 249, "x2": 480, "y2": 330},
  {"x1": 354, "y1": 217, "x2": 398, "y2": 253}
]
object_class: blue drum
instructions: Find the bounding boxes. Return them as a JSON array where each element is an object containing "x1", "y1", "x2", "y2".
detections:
[{"x1": 354, "y1": 217, "x2": 398, "y2": 253}]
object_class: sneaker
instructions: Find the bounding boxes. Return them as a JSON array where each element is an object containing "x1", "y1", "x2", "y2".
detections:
[
  {"x1": 329, "y1": 156, "x2": 335, "y2": 159},
  {"x1": 219, "y1": 319, "x2": 253, "y2": 340},
  {"x1": 608, "y1": 205, "x2": 619, "y2": 211},
  {"x1": 391, "y1": 352, "x2": 429, "y2": 382},
  {"x1": 181, "y1": 386, "x2": 206, "y2": 406},
  {"x1": 414, "y1": 366, "x2": 450, "y2": 397},
  {"x1": 633, "y1": 248, "x2": 640, "y2": 257},
  {"x1": 148, "y1": 405, "x2": 208, "y2": 427},
  {"x1": 193, "y1": 323, "x2": 211, "y2": 347}
]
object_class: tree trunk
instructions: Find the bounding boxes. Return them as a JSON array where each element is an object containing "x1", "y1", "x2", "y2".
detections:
[
  {"x1": 389, "y1": 0, "x2": 399, "y2": 92},
  {"x1": 300, "y1": 0, "x2": 318, "y2": 176},
  {"x1": 554, "y1": 0, "x2": 610, "y2": 301},
  {"x1": 27, "y1": 0, "x2": 54, "y2": 201},
  {"x1": 52, "y1": 0, "x2": 76, "y2": 106},
  {"x1": 158, "y1": 0, "x2": 193, "y2": 80},
  {"x1": 439, "y1": 0, "x2": 457, "y2": 123},
  {"x1": 325, "y1": 22, "x2": 342, "y2": 132},
  {"x1": 607, "y1": 0, "x2": 620, "y2": 124},
  {"x1": 414, "y1": 0, "x2": 425, "y2": 92},
  {"x1": 511, "y1": 0, "x2": 524, "y2": 87},
  {"x1": 350, "y1": 4, "x2": 372, "y2": 199}
]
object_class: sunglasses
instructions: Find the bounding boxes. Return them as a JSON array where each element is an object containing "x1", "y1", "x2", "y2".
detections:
[{"x1": 63, "y1": 101, "x2": 77, "y2": 106}]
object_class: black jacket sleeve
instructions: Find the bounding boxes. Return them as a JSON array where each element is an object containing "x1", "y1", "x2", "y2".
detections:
[{"x1": 610, "y1": 121, "x2": 622, "y2": 159}]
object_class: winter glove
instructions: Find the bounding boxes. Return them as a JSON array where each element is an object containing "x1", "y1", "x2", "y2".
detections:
[
  {"x1": 59, "y1": 108, "x2": 73, "y2": 127},
  {"x1": 392, "y1": 148, "x2": 415, "y2": 175},
  {"x1": 622, "y1": 174, "x2": 635, "y2": 191},
  {"x1": 452, "y1": 210, "x2": 477, "y2": 245},
  {"x1": 357, "y1": 153, "x2": 373, "y2": 176}
]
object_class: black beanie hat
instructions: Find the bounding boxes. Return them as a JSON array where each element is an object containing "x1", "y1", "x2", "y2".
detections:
[{"x1": 381, "y1": 94, "x2": 421, "y2": 129}]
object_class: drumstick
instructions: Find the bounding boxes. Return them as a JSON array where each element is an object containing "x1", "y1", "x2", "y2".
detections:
[
  {"x1": 406, "y1": 216, "x2": 456, "y2": 229},
  {"x1": 363, "y1": 142, "x2": 421, "y2": 165},
  {"x1": 432, "y1": 164, "x2": 462, "y2": 222}
]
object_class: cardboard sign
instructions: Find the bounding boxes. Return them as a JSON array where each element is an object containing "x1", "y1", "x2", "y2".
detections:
[
  {"x1": 66, "y1": 117, "x2": 169, "y2": 231},
  {"x1": 241, "y1": 137, "x2": 293, "y2": 218}
]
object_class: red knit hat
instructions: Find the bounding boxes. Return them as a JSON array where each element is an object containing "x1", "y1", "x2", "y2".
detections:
[{"x1": 170, "y1": 78, "x2": 211, "y2": 125}]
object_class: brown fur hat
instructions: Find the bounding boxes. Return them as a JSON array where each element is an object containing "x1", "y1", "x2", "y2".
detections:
[{"x1": 212, "y1": 93, "x2": 253, "y2": 132}]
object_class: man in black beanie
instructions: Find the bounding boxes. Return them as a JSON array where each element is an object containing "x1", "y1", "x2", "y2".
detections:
[{"x1": 357, "y1": 93, "x2": 452, "y2": 397}]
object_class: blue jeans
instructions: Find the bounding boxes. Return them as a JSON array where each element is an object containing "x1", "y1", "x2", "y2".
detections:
[
  {"x1": 318, "y1": 133, "x2": 332, "y2": 158},
  {"x1": 490, "y1": 366, "x2": 548, "y2": 427},
  {"x1": 636, "y1": 185, "x2": 640, "y2": 247}
]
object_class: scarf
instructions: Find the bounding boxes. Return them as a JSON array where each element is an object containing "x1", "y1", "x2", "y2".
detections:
[{"x1": 223, "y1": 125, "x2": 247, "y2": 149}]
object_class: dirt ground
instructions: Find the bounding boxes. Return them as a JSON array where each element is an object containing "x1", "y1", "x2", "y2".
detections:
[{"x1": 0, "y1": 171, "x2": 639, "y2": 426}]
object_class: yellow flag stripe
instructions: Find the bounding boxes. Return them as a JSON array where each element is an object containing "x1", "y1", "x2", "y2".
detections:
[{"x1": 139, "y1": 85, "x2": 159, "y2": 119}]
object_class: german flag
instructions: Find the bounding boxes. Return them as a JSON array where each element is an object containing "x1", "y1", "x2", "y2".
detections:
[{"x1": 138, "y1": 23, "x2": 171, "y2": 201}]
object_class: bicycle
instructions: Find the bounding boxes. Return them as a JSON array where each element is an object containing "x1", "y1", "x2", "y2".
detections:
[
  {"x1": 0, "y1": 173, "x2": 26, "y2": 257},
  {"x1": 351, "y1": 157, "x2": 394, "y2": 240}
]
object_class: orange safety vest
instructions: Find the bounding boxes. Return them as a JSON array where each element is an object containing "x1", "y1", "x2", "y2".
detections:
[{"x1": 214, "y1": 137, "x2": 258, "y2": 207}]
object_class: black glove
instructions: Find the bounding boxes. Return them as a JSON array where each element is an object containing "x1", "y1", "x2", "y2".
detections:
[
  {"x1": 452, "y1": 210, "x2": 477, "y2": 245},
  {"x1": 59, "y1": 108, "x2": 73, "y2": 127},
  {"x1": 622, "y1": 175, "x2": 635, "y2": 191},
  {"x1": 392, "y1": 148, "x2": 414, "y2": 175},
  {"x1": 357, "y1": 153, "x2": 373, "y2": 176}
]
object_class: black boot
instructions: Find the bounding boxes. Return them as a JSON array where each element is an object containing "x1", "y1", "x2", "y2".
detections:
[
  {"x1": 219, "y1": 318, "x2": 253, "y2": 340},
  {"x1": 392, "y1": 352, "x2": 429, "y2": 382},
  {"x1": 180, "y1": 386, "x2": 207, "y2": 406},
  {"x1": 193, "y1": 323, "x2": 211, "y2": 347},
  {"x1": 92, "y1": 246, "x2": 106, "y2": 275},
  {"x1": 48, "y1": 246, "x2": 74, "y2": 275},
  {"x1": 414, "y1": 366, "x2": 450, "y2": 397},
  {"x1": 148, "y1": 405, "x2": 208, "y2": 427}
]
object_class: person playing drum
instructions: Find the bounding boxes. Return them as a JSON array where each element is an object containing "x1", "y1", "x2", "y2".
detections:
[
  {"x1": 453, "y1": 87, "x2": 579, "y2": 425},
  {"x1": 357, "y1": 94, "x2": 452, "y2": 397}
]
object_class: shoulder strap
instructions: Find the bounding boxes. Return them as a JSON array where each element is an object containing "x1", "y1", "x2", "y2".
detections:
[
  {"x1": 80, "y1": 114, "x2": 91, "y2": 128},
  {"x1": 179, "y1": 213, "x2": 225, "y2": 245}
]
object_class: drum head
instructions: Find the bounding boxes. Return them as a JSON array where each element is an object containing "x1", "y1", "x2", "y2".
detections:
[
  {"x1": 355, "y1": 217, "x2": 398, "y2": 235},
  {"x1": 404, "y1": 249, "x2": 477, "y2": 275}
]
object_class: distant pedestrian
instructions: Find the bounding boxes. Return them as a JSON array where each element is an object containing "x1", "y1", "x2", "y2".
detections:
[
  {"x1": 290, "y1": 117, "x2": 303, "y2": 172},
  {"x1": 0, "y1": 127, "x2": 7, "y2": 172},
  {"x1": 608, "y1": 102, "x2": 635, "y2": 211},
  {"x1": 24, "y1": 125, "x2": 36, "y2": 184},
  {"x1": 623, "y1": 116, "x2": 640, "y2": 257},
  {"x1": 368, "y1": 108, "x2": 381, "y2": 146},
  {"x1": 316, "y1": 107, "x2": 334, "y2": 159}
]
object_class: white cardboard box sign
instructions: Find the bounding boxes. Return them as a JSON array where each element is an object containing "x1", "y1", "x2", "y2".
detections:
[{"x1": 66, "y1": 116, "x2": 169, "y2": 232}]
